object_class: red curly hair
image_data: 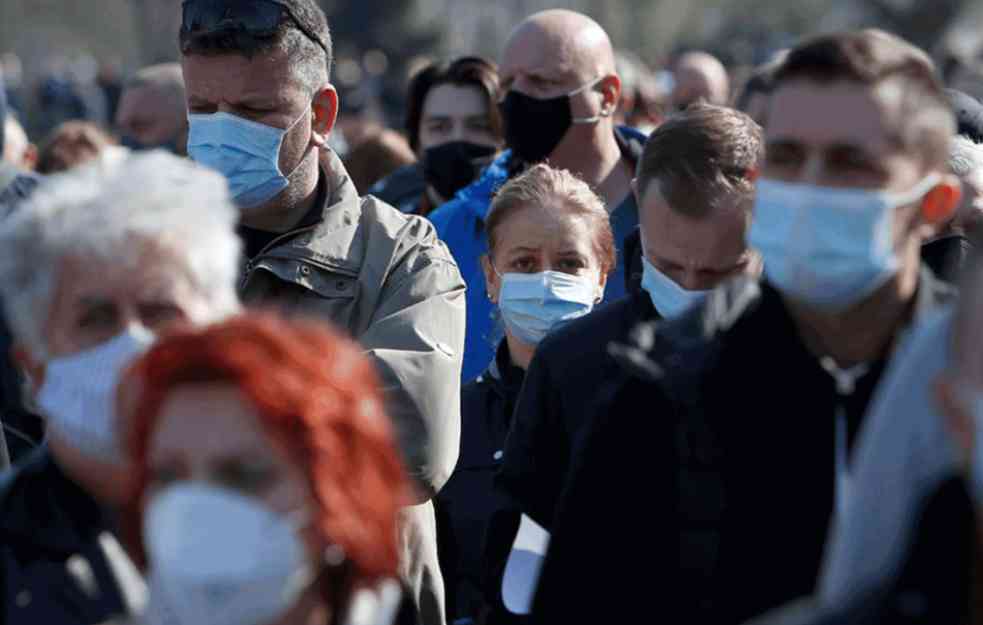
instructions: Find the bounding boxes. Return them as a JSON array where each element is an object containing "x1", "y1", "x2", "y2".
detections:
[{"x1": 120, "y1": 312, "x2": 411, "y2": 586}]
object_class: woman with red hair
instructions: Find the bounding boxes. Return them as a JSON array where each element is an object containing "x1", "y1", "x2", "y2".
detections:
[{"x1": 119, "y1": 313, "x2": 414, "y2": 625}]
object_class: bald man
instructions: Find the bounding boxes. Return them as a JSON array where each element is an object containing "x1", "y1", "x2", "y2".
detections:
[
  {"x1": 115, "y1": 63, "x2": 187, "y2": 154},
  {"x1": 672, "y1": 51, "x2": 730, "y2": 110},
  {"x1": 430, "y1": 9, "x2": 646, "y2": 382}
]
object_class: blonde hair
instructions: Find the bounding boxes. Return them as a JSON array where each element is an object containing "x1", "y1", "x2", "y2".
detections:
[{"x1": 486, "y1": 164, "x2": 616, "y2": 274}]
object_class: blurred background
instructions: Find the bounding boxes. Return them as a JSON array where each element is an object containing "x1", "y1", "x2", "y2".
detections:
[{"x1": 4, "y1": 0, "x2": 983, "y2": 145}]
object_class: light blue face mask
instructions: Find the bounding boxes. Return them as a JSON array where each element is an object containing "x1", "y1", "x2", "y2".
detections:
[
  {"x1": 640, "y1": 256, "x2": 711, "y2": 319},
  {"x1": 749, "y1": 175, "x2": 939, "y2": 312},
  {"x1": 497, "y1": 271, "x2": 600, "y2": 346},
  {"x1": 187, "y1": 109, "x2": 309, "y2": 208}
]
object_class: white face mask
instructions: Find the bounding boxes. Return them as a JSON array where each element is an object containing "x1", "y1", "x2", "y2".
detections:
[
  {"x1": 37, "y1": 325, "x2": 155, "y2": 463},
  {"x1": 144, "y1": 482, "x2": 316, "y2": 625}
]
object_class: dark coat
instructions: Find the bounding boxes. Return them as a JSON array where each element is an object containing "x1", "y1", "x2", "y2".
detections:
[
  {"x1": 369, "y1": 163, "x2": 427, "y2": 215},
  {"x1": 530, "y1": 272, "x2": 956, "y2": 625},
  {"x1": 0, "y1": 447, "x2": 143, "y2": 625},
  {"x1": 436, "y1": 342, "x2": 525, "y2": 625},
  {"x1": 496, "y1": 288, "x2": 657, "y2": 529},
  {"x1": 745, "y1": 477, "x2": 974, "y2": 625}
]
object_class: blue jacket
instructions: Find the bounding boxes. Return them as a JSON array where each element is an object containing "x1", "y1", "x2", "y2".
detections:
[{"x1": 429, "y1": 126, "x2": 647, "y2": 381}]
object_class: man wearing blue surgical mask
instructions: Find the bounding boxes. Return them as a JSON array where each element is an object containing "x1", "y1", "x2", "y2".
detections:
[
  {"x1": 498, "y1": 103, "x2": 763, "y2": 530},
  {"x1": 178, "y1": 2, "x2": 466, "y2": 623},
  {"x1": 529, "y1": 30, "x2": 964, "y2": 625}
]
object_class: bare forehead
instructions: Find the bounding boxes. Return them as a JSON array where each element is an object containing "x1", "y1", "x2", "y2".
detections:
[
  {"x1": 500, "y1": 20, "x2": 598, "y2": 79},
  {"x1": 766, "y1": 79, "x2": 904, "y2": 151},
  {"x1": 181, "y1": 51, "x2": 304, "y2": 102}
]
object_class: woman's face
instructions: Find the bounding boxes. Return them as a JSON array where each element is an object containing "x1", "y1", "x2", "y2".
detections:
[
  {"x1": 482, "y1": 202, "x2": 608, "y2": 304},
  {"x1": 145, "y1": 383, "x2": 318, "y2": 553},
  {"x1": 417, "y1": 83, "x2": 499, "y2": 153}
]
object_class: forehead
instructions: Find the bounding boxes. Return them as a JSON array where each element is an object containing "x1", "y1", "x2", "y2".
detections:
[
  {"x1": 640, "y1": 187, "x2": 750, "y2": 265},
  {"x1": 181, "y1": 49, "x2": 305, "y2": 104},
  {"x1": 422, "y1": 84, "x2": 489, "y2": 119},
  {"x1": 149, "y1": 384, "x2": 269, "y2": 462},
  {"x1": 500, "y1": 26, "x2": 579, "y2": 80},
  {"x1": 494, "y1": 203, "x2": 596, "y2": 251},
  {"x1": 766, "y1": 79, "x2": 903, "y2": 153},
  {"x1": 55, "y1": 246, "x2": 195, "y2": 303}
]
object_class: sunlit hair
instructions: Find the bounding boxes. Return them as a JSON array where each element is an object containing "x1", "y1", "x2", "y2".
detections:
[
  {"x1": 487, "y1": 164, "x2": 616, "y2": 275},
  {"x1": 120, "y1": 312, "x2": 411, "y2": 593},
  {"x1": 0, "y1": 150, "x2": 241, "y2": 358},
  {"x1": 636, "y1": 102, "x2": 762, "y2": 219}
]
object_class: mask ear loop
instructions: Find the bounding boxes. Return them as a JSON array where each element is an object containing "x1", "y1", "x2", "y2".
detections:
[{"x1": 570, "y1": 76, "x2": 612, "y2": 124}]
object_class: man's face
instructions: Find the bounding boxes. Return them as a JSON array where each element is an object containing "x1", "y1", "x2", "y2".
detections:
[
  {"x1": 763, "y1": 79, "x2": 933, "y2": 257},
  {"x1": 499, "y1": 26, "x2": 609, "y2": 155},
  {"x1": 41, "y1": 245, "x2": 212, "y2": 360},
  {"x1": 638, "y1": 182, "x2": 759, "y2": 291},
  {"x1": 182, "y1": 48, "x2": 319, "y2": 211},
  {"x1": 116, "y1": 85, "x2": 185, "y2": 149}
]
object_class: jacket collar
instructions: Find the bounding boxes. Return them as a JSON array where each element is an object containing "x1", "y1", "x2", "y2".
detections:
[
  {"x1": 461, "y1": 126, "x2": 649, "y2": 225},
  {"x1": 612, "y1": 266, "x2": 956, "y2": 385}
]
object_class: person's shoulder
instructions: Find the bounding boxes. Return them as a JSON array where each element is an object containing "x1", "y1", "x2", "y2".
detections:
[
  {"x1": 0, "y1": 445, "x2": 52, "y2": 513},
  {"x1": 367, "y1": 163, "x2": 425, "y2": 210},
  {"x1": 359, "y1": 196, "x2": 463, "y2": 288},
  {"x1": 538, "y1": 293, "x2": 649, "y2": 363},
  {"x1": 611, "y1": 277, "x2": 763, "y2": 382}
]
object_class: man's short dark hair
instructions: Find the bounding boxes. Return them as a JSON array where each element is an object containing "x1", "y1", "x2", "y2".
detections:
[
  {"x1": 179, "y1": 0, "x2": 332, "y2": 95},
  {"x1": 403, "y1": 56, "x2": 502, "y2": 152},
  {"x1": 773, "y1": 29, "x2": 954, "y2": 167},
  {"x1": 636, "y1": 102, "x2": 763, "y2": 219}
]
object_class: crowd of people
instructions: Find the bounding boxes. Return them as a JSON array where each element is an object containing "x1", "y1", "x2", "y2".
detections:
[{"x1": 1, "y1": 1, "x2": 983, "y2": 625}]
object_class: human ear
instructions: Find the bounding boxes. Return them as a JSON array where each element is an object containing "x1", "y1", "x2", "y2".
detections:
[
  {"x1": 920, "y1": 174, "x2": 962, "y2": 226},
  {"x1": 481, "y1": 255, "x2": 501, "y2": 304},
  {"x1": 599, "y1": 75, "x2": 621, "y2": 117},
  {"x1": 310, "y1": 85, "x2": 339, "y2": 148}
]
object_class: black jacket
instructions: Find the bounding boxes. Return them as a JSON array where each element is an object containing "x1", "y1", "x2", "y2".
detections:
[
  {"x1": 745, "y1": 477, "x2": 974, "y2": 625},
  {"x1": 436, "y1": 342, "x2": 525, "y2": 625},
  {"x1": 369, "y1": 163, "x2": 427, "y2": 215},
  {"x1": 497, "y1": 288, "x2": 657, "y2": 529},
  {"x1": 0, "y1": 447, "x2": 142, "y2": 625},
  {"x1": 530, "y1": 272, "x2": 956, "y2": 625}
]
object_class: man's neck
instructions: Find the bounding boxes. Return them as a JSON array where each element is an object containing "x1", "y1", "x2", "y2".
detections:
[
  {"x1": 549, "y1": 126, "x2": 632, "y2": 209},
  {"x1": 786, "y1": 263, "x2": 921, "y2": 368}
]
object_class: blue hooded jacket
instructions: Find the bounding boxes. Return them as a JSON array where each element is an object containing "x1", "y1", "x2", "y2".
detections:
[{"x1": 429, "y1": 126, "x2": 647, "y2": 382}]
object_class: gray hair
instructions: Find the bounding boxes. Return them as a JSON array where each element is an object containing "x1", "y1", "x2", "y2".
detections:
[
  {"x1": 949, "y1": 135, "x2": 983, "y2": 178},
  {"x1": 0, "y1": 150, "x2": 242, "y2": 356}
]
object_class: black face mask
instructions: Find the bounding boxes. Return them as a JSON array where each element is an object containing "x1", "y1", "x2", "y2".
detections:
[
  {"x1": 499, "y1": 81, "x2": 604, "y2": 164},
  {"x1": 422, "y1": 141, "x2": 497, "y2": 201},
  {"x1": 499, "y1": 90, "x2": 574, "y2": 164}
]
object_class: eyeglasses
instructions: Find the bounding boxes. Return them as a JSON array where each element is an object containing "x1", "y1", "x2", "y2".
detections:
[{"x1": 181, "y1": 0, "x2": 329, "y2": 58}]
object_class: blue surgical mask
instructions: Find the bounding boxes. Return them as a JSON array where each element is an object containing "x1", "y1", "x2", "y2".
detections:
[
  {"x1": 641, "y1": 256, "x2": 711, "y2": 319},
  {"x1": 749, "y1": 175, "x2": 939, "y2": 312},
  {"x1": 497, "y1": 271, "x2": 599, "y2": 346},
  {"x1": 187, "y1": 109, "x2": 309, "y2": 208}
]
